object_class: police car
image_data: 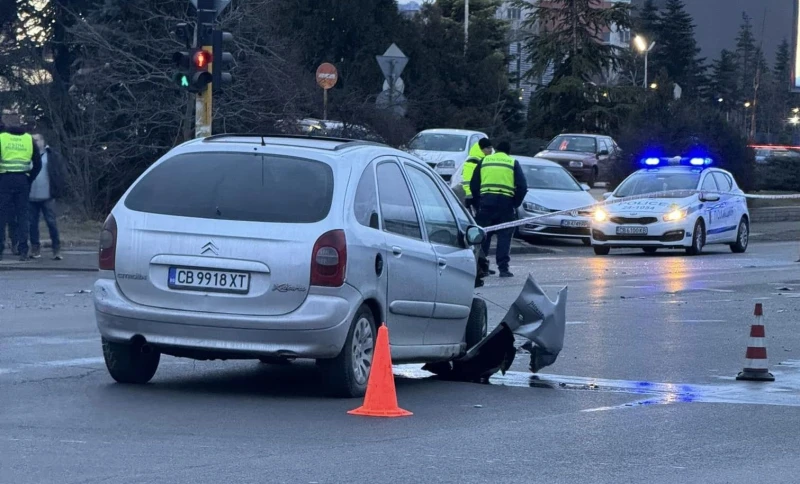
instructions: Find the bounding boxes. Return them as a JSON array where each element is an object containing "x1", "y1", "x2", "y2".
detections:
[{"x1": 590, "y1": 156, "x2": 750, "y2": 256}]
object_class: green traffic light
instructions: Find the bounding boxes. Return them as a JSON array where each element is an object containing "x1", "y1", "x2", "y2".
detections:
[{"x1": 180, "y1": 75, "x2": 189, "y2": 87}]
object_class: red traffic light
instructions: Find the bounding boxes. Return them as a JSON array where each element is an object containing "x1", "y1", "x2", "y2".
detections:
[{"x1": 192, "y1": 50, "x2": 211, "y2": 68}]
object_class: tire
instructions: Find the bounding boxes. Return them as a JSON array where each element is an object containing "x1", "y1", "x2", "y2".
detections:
[
  {"x1": 587, "y1": 167, "x2": 598, "y2": 188},
  {"x1": 581, "y1": 238, "x2": 592, "y2": 247},
  {"x1": 685, "y1": 219, "x2": 705, "y2": 256},
  {"x1": 730, "y1": 217, "x2": 749, "y2": 253},
  {"x1": 593, "y1": 246, "x2": 610, "y2": 255},
  {"x1": 643, "y1": 247, "x2": 658, "y2": 254},
  {"x1": 258, "y1": 356, "x2": 293, "y2": 365},
  {"x1": 465, "y1": 298, "x2": 488, "y2": 350},
  {"x1": 320, "y1": 305, "x2": 376, "y2": 398},
  {"x1": 102, "y1": 338, "x2": 160, "y2": 384}
]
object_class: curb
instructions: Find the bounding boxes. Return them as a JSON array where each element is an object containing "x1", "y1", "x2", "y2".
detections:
[
  {"x1": 490, "y1": 244, "x2": 559, "y2": 256},
  {"x1": 0, "y1": 263, "x2": 98, "y2": 272}
]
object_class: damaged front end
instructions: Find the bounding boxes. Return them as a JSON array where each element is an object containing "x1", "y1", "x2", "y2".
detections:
[{"x1": 424, "y1": 275, "x2": 567, "y2": 382}]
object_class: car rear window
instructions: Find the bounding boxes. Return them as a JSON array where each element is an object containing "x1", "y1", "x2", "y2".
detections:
[{"x1": 124, "y1": 152, "x2": 334, "y2": 223}]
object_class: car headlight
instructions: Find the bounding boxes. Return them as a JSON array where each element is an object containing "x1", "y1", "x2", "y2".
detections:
[
  {"x1": 437, "y1": 160, "x2": 455, "y2": 169},
  {"x1": 569, "y1": 161, "x2": 584, "y2": 168},
  {"x1": 523, "y1": 202, "x2": 550, "y2": 213},
  {"x1": 593, "y1": 208, "x2": 608, "y2": 222},
  {"x1": 663, "y1": 207, "x2": 687, "y2": 222}
]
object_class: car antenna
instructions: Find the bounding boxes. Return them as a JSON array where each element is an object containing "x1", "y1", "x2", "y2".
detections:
[{"x1": 260, "y1": 135, "x2": 266, "y2": 146}]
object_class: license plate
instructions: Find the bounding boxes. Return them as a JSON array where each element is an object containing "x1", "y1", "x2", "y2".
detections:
[
  {"x1": 168, "y1": 267, "x2": 250, "y2": 294},
  {"x1": 616, "y1": 226, "x2": 648, "y2": 235},
  {"x1": 561, "y1": 220, "x2": 589, "y2": 228}
]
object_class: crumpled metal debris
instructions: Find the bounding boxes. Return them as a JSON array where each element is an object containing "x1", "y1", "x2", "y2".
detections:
[{"x1": 425, "y1": 274, "x2": 567, "y2": 382}]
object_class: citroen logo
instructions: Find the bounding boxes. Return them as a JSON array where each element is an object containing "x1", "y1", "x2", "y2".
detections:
[{"x1": 201, "y1": 241, "x2": 219, "y2": 255}]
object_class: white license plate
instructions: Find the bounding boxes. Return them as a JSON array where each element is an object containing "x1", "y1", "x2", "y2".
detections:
[
  {"x1": 616, "y1": 226, "x2": 648, "y2": 235},
  {"x1": 561, "y1": 220, "x2": 589, "y2": 228},
  {"x1": 168, "y1": 267, "x2": 250, "y2": 294}
]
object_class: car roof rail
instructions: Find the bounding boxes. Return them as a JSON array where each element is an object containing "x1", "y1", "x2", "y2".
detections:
[
  {"x1": 201, "y1": 132, "x2": 387, "y2": 150},
  {"x1": 332, "y1": 140, "x2": 387, "y2": 150}
]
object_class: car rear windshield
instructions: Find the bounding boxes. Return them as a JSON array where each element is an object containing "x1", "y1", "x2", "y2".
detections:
[
  {"x1": 614, "y1": 172, "x2": 700, "y2": 198},
  {"x1": 124, "y1": 152, "x2": 334, "y2": 223}
]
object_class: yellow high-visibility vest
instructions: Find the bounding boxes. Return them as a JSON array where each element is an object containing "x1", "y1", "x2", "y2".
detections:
[
  {"x1": 479, "y1": 152, "x2": 515, "y2": 198},
  {"x1": 461, "y1": 142, "x2": 486, "y2": 197},
  {"x1": 0, "y1": 132, "x2": 34, "y2": 174}
]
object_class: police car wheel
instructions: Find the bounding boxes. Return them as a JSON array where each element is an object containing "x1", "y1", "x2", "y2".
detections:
[
  {"x1": 730, "y1": 217, "x2": 749, "y2": 253},
  {"x1": 582, "y1": 238, "x2": 591, "y2": 247},
  {"x1": 686, "y1": 220, "x2": 705, "y2": 256},
  {"x1": 593, "y1": 246, "x2": 610, "y2": 256}
]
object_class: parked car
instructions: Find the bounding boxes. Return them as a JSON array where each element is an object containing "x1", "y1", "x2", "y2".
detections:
[
  {"x1": 535, "y1": 134, "x2": 620, "y2": 187},
  {"x1": 515, "y1": 156, "x2": 597, "y2": 246},
  {"x1": 591, "y1": 156, "x2": 750, "y2": 256},
  {"x1": 408, "y1": 128, "x2": 488, "y2": 181},
  {"x1": 93, "y1": 134, "x2": 490, "y2": 398}
]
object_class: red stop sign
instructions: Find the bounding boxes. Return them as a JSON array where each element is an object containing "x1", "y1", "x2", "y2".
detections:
[{"x1": 316, "y1": 63, "x2": 338, "y2": 90}]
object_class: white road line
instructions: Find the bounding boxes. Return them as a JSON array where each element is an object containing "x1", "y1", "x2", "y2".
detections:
[
  {"x1": 567, "y1": 321, "x2": 588, "y2": 325},
  {"x1": 675, "y1": 320, "x2": 726, "y2": 323},
  {"x1": 2, "y1": 336, "x2": 97, "y2": 347}
]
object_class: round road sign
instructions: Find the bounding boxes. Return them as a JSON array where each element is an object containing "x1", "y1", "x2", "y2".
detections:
[{"x1": 316, "y1": 63, "x2": 338, "y2": 90}]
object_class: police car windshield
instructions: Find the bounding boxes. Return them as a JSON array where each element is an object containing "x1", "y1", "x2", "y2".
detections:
[
  {"x1": 409, "y1": 133, "x2": 468, "y2": 152},
  {"x1": 614, "y1": 172, "x2": 700, "y2": 198},
  {"x1": 521, "y1": 164, "x2": 582, "y2": 191}
]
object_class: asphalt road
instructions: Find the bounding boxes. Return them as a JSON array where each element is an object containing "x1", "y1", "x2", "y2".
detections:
[{"x1": 2, "y1": 241, "x2": 800, "y2": 483}]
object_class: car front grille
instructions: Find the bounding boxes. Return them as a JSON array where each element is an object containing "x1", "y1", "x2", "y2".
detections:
[{"x1": 609, "y1": 216, "x2": 658, "y2": 225}]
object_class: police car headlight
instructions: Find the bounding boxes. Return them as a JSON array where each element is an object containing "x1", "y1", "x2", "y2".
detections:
[
  {"x1": 523, "y1": 202, "x2": 550, "y2": 213},
  {"x1": 663, "y1": 208, "x2": 687, "y2": 222},
  {"x1": 437, "y1": 160, "x2": 455, "y2": 169},
  {"x1": 593, "y1": 208, "x2": 608, "y2": 222}
]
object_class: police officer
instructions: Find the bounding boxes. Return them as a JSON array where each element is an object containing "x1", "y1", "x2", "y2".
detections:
[
  {"x1": 461, "y1": 138, "x2": 493, "y2": 215},
  {"x1": 469, "y1": 141, "x2": 527, "y2": 278},
  {"x1": 0, "y1": 121, "x2": 42, "y2": 261}
]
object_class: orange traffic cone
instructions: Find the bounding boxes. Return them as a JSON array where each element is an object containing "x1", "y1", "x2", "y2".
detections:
[
  {"x1": 348, "y1": 325, "x2": 412, "y2": 418},
  {"x1": 736, "y1": 303, "x2": 775, "y2": 382}
]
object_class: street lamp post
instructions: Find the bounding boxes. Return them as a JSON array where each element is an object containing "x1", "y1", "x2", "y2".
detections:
[{"x1": 633, "y1": 35, "x2": 656, "y2": 89}]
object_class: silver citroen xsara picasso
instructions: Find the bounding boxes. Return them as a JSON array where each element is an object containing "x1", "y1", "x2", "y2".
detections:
[{"x1": 94, "y1": 134, "x2": 488, "y2": 397}]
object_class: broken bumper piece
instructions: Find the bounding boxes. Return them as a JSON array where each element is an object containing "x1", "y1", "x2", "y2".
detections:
[{"x1": 424, "y1": 274, "x2": 567, "y2": 381}]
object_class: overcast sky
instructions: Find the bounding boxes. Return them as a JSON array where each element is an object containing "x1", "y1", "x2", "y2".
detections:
[{"x1": 397, "y1": 0, "x2": 795, "y2": 64}]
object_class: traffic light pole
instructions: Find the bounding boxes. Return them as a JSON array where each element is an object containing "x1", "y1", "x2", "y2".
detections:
[{"x1": 195, "y1": 0, "x2": 215, "y2": 138}]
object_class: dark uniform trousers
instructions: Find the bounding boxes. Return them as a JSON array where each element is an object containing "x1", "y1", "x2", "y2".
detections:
[{"x1": 0, "y1": 173, "x2": 31, "y2": 256}]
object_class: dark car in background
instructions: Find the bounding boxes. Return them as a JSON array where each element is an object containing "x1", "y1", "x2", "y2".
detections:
[{"x1": 535, "y1": 134, "x2": 620, "y2": 187}]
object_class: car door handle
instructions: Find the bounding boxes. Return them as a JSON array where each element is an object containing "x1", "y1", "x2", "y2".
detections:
[
  {"x1": 438, "y1": 258, "x2": 447, "y2": 268},
  {"x1": 392, "y1": 246, "x2": 403, "y2": 257}
]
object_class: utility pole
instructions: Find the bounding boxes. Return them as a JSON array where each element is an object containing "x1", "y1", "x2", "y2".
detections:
[
  {"x1": 194, "y1": 0, "x2": 215, "y2": 138},
  {"x1": 464, "y1": 0, "x2": 469, "y2": 54}
]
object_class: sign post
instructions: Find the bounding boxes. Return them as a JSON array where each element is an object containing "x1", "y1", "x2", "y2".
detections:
[
  {"x1": 316, "y1": 63, "x2": 338, "y2": 120},
  {"x1": 376, "y1": 44, "x2": 409, "y2": 117}
]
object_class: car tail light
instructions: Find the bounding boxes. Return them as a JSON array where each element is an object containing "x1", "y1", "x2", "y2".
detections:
[
  {"x1": 311, "y1": 229, "x2": 347, "y2": 287},
  {"x1": 99, "y1": 214, "x2": 117, "y2": 271}
]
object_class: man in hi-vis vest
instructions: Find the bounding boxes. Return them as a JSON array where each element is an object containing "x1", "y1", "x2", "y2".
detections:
[
  {"x1": 0, "y1": 121, "x2": 42, "y2": 261},
  {"x1": 460, "y1": 138, "x2": 493, "y2": 214},
  {"x1": 469, "y1": 141, "x2": 527, "y2": 278}
]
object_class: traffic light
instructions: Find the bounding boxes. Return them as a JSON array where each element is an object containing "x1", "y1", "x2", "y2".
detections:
[
  {"x1": 212, "y1": 29, "x2": 234, "y2": 92},
  {"x1": 172, "y1": 48, "x2": 212, "y2": 93}
]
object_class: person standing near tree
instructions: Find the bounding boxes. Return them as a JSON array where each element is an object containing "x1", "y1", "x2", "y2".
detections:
[
  {"x1": 0, "y1": 120, "x2": 41, "y2": 261},
  {"x1": 469, "y1": 141, "x2": 527, "y2": 278},
  {"x1": 28, "y1": 134, "x2": 67, "y2": 260}
]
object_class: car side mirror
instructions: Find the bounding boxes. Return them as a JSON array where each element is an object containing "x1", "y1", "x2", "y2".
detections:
[
  {"x1": 465, "y1": 225, "x2": 486, "y2": 246},
  {"x1": 581, "y1": 183, "x2": 591, "y2": 191},
  {"x1": 700, "y1": 193, "x2": 720, "y2": 202},
  {"x1": 602, "y1": 192, "x2": 612, "y2": 200},
  {"x1": 598, "y1": 149, "x2": 609, "y2": 156}
]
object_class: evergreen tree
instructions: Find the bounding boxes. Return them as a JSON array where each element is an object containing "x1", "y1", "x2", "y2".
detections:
[
  {"x1": 652, "y1": 0, "x2": 705, "y2": 97},
  {"x1": 735, "y1": 12, "x2": 757, "y2": 104},
  {"x1": 513, "y1": 0, "x2": 632, "y2": 136},
  {"x1": 710, "y1": 49, "x2": 739, "y2": 109}
]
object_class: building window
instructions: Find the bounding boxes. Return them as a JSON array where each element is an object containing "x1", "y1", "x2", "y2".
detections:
[{"x1": 508, "y1": 7, "x2": 521, "y2": 20}]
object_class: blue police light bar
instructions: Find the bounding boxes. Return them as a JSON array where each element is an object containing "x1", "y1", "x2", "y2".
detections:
[
  {"x1": 644, "y1": 157, "x2": 661, "y2": 166},
  {"x1": 688, "y1": 157, "x2": 713, "y2": 166}
]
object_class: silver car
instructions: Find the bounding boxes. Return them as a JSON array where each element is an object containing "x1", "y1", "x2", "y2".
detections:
[{"x1": 94, "y1": 135, "x2": 488, "y2": 398}]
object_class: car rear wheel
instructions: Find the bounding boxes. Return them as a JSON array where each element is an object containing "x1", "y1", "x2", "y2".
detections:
[
  {"x1": 643, "y1": 247, "x2": 658, "y2": 254},
  {"x1": 593, "y1": 246, "x2": 610, "y2": 255},
  {"x1": 320, "y1": 305, "x2": 376, "y2": 398},
  {"x1": 102, "y1": 337, "x2": 160, "y2": 384},
  {"x1": 730, "y1": 217, "x2": 749, "y2": 253},
  {"x1": 686, "y1": 220, "x2": 705, "y2": 256}
]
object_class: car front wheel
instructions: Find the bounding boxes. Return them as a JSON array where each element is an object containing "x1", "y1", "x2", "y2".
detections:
[
  {"x1": 593, "y1": 246, "x2": 610, "y2": 255},
  {"x1": 730, "y1": 217, "x2": 749, "y2": 253},
  {"x1": 686, "y1": 220, "x2": 705, "y2": 256},
  {"x1": 320, "y1": 305, "x2": 376, "y2": 398}
]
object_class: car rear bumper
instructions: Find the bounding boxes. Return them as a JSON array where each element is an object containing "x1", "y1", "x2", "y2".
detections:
[
  {"x1": 591, "y1": 221, "x2": 692, "y2": 248},
  {"x1": 93, "y1": 278, "x2": 357, "y2": 359}
]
